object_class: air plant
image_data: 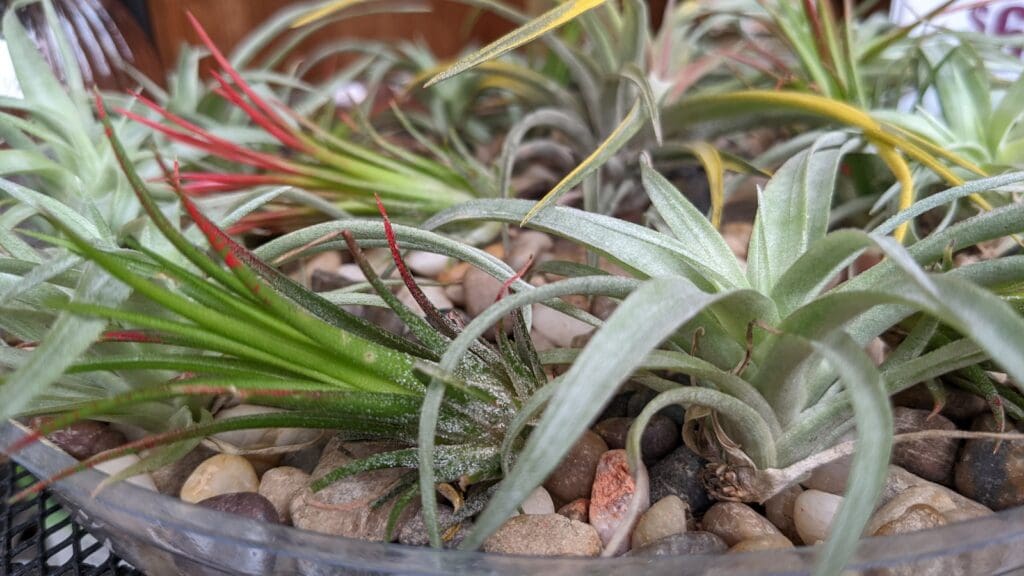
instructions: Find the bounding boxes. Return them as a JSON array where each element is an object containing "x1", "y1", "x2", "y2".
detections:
[
  {"x1": 425, "y1": 136, "x2": 1024, "y2": 574},
  {"x1": 2, "y1": 91, "x2": 606, "y2": 551},
  {"x1": 122, "y1": 13, "x2": 481, "y2": 233}
]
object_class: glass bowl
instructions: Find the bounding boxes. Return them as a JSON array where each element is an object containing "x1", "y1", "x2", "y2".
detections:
[{"x1": 5, "y1": 421, "x2": 1024, "y2": 575}]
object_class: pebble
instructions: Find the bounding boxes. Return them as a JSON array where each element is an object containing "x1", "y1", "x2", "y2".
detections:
[
  {"x1": 151, "y1": 446, "x2": 216, "y2": 496},
  {"x1": 289, "y1": 438, "x2": 413, "y2": 541},
  {"x1": 727, "y1": 534, "x2": 795, "y2": 553},
  {"x1": 482, "y1": 514, "x2": 602, "y2": 557},
  {"x1": 444, "y1": 284, "x2": 465, "y2": 306},
  {"x1": 867, "y1": 485, "x2": 989, "y2": 534},
  {"x1": 765, "y1": 484, "x2": 803, "y2": 543},
  {"x1": 180, "y1": 454, "x2": 259, "y2": 503},
  {"x1": 954, "y1": 414, "x2": 1024, "y2": 511},
  {"x1": 520, "y1": 486, "x2": 555, "y2": 515},
  {"x1": 94, "y1": 455, "x2": 157, "y2": 491},
  {"x1": 556, "y1": 498, "x2": 590, "y2": 523},
  {"x1": 624, "y1": 532, "x2": 728, "y2": 556},
  {"x1": 893, "y1": 384, "x2": 988, "y2": 421},
  {"x1": 530, "y1": 303, "x2": 594, "y2": 348},
  {"x1": 463, "y1": 266, "x2": 503, "y2": 318},
  {"x1": 872, "y1": 504, "x2": 946, "y2": 536},
  {"x1": 631, "y1": 495, "x2": 689, "y2": 550},
  {"x1": 544, "y1": 431, "x2": 607, "y2": 505},
  {"x1": 30, "y1": 417, "x2": 126, "y2": 460},
  {"x1": 701, "y1": 502, "x2": 785, "y2": 547},
  {"x1": 397, "y1": 285, "x2": 454, "y2": 316},
  {"x1": 197, "y1": 492, "x2": 281, "y2": 523},
  {"x1": 891, "y1": 407, "x2": 959, "y2": 484},
  {"x1": 599, "y1": 393, "x2": 632, "y2": 421},
  {"x1": 209, "y1": 404, "x2": 321, "y2": 454},
  {"x1": 589, "y1": 449, "x2": 649, "y2": 554},
  {"x1": 593, "y1": 416, "x2": 678, "y2": 463},
  {"x1": 405, "y1": 251, "x2": 450, "y2": 277},
  {"x1": 258, "y1": 466, "x2": 309, "y2": 525},
  {"x1": 627, "y1": 388, "x2": 684, "y2": 425},
  {"x1": 398, "y1": 504, "x2": 471, "y2": 548},
  {"x1": 648, "y1": 446, "x2": 711, "y2": 514},
  {"x1": 804, "y1": 457, "x2": 852, "y2": 495},
  {"x1": 793, "y1": 489, "x2": 843, "y2": 545}
]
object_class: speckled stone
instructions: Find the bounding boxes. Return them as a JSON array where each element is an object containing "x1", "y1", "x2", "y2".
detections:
[
  {"x1": 482, "y1": 514, "x2": 602, "y2": 557},
  {"x1": 701, "y1": 502, "x2": 785, "y2": 547},
  {"x1": 648, "y1": 446, "x2": 711, "y2": 514},
  {"x1": 556, "y1": 498, "x2": 590, "y2": 523},
  {"x1": 872, "y1": 504, "x2": 946, "y2": 536},
  {"x1": 891, "y1": 407, "x2": 959, "y2": 484},
  {"x1": 631, "y1": 495, "x2": 689, "y2": 550},
  {"x1": 589, "y1": 449, "x2": 649, "y2": 554},
  {"x1": 258, "y1": 466, "x2": 309, "y2": 524},
  {"x1": 955, "y1": 414, "x2": 1024, "y2": 511},
  {"x1": 727, "y1": 534, "x2": 794, "y2": 553}
]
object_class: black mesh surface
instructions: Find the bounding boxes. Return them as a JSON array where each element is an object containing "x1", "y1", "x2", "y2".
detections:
[{"x1": 1, "y1": 459, "x2": 143, "y2": 576}]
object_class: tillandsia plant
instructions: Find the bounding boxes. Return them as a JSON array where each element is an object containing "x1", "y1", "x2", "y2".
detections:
[
  {"x1": 0, "y1": 0, "x2": 178, "y2": 420},
  {"x1": 3, "y1": 93, "x2": 610, "y2": 546},
  {"x1": 303, "y1": 0, "x2": 759, "y2": 225},
  {"x1": 424, "y1": 135, "x2": 1024, "y2": 574},
  {"x1": 121, "y1": 12, "x2": 482, "y2": 234}
]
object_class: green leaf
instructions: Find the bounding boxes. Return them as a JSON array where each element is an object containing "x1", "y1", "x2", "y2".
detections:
[
  {"x1": 747, "y1": 132, "x2": 857, "y2": 293},
  {"x1": 640, "y1": 154, "x2": 746, "y2": 288},
  {"x1": 462, "y1": 277, "x2": 777, "y2": 551},
  {"x1": 0, "y1": 264, "x2": 130, "y2": 419},
  {"x1": 522, "y1": 100, "x2": 646, "y2": 225},
  {"x1": 425, "y1": 0, "x2": 610, "y2": 87}
]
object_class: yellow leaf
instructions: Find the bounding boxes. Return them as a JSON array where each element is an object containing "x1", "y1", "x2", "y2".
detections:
[
  {"x1": 678, "y1": 142, "x2": 725, "y2": 229},
  {"x1": 425, "y1": 0, "x2": 611, "y2": 88},
  {"x1": 291, "y1": 0, "x2": 366, "y2": 28}
]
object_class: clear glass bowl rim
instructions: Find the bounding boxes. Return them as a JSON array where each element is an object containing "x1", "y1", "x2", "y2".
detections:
[{"x1": 6, "y1": 420, "x2": 1024, "y2": 575}]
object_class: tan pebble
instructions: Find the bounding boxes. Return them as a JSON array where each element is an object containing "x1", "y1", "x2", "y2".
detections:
[
  {"x1": 727, "y1": 534, "x2": 794, "y2": 553},
  {"x1": 180, "y1": 454, "x2": 258, "y2": 504}
]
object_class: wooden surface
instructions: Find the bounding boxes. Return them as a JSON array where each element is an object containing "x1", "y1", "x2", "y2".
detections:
[{"x1": 146, "y1": 0, "x2": 524, "y2": 76}]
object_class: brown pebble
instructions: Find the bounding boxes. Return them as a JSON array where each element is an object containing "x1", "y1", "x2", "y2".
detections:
[{"x1": 557, "y1": 498, "x2": 590, "y2": 523}]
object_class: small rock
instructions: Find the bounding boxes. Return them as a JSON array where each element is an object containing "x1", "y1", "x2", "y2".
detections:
[
  {"x1": 765, "y1": 484, "x2": 803, "y2": 543},
  {"x1": 589, "y1": 449, "x2": 649, "y2": 554},
  {"x1": 544, "y1": 431, "x2": 607, "y2": 504},
  {"x1": 624, "y1": 532, "x2": 727, "y2": 557},
  {"x1": 290, "y1": 438, "x2": 413, "y2": 540},
  {"x1": 722, "y1": 222, "x2": 752, "y2": 261},
  {"x1": 530, "y1": 304, "x2": 593, "y2": 348},
  {"x1": 893, "y1": 384, "x2": 987, "y2": 421},
  {"x1": 197, "y1": 492, "x2": 280, "y2": 523},
  {"x1": 151, "y1": 446, "x2": 216, "y2": 496},
  {"x1": 279, "y1": 438, "x2": 327, "y2": 474},
  {"x1": 397, "y1": 285, "x2": 454, "y2": 316},
  {"x1": 520, "y1": 486, "x2": 555, "y2": 515},
  {"x1": 209, "y1": 404, "x2": 321, "y2": 454},
  {"x1": 891, "y1": 407, "x2": 959, "y2": 484},
  {"x1": 804, "y1": 457, "x2": 851, "y2": 495},
  {"x1": 245, "y1": 453, "x2": 283, "y2": 476},
  {"x1": 631, "y1": 495, "x2": 689, "y2": 550},
  {"x1": 648, "y1": 446, "x2": 711, "y2": 514},
  {"x1": 444, "y1": 284, "x2": 465, "y2": 306},
  {"x1": 955, "y1": 413, "x2": 1024, "y2": 510},
  {"x1": 259, "y1": 466, "x2": 309, "y2": 524},
  {"x1": 599, "y1": 393, "x2": 632, "y2": 421},
  {"x1": 482, "y1": 514, "x2": 602, "y2": 557},
  {"x1": 872, "y1": 504, "x2": 946, "y2": 536},
  {"x1": 180, "y1": 454, "x2": 259, "y2": 503},
  {"x1": 398, "y1": 504, "x2": 470, "y2": 548},
  {"x1": 868, "y1": 485, "x2": 989, "y2": 534},
  {"x1": 627, "y1": 388, "x2": 684, "y2": 425},
  {"x1": 94, "y1": 455, "x2": 157, "y2": 491},
  {"x1": 880, "y1": 466, "x2": 991, "y2": 516},
  {"x1": 405, "y1": 251, "x2": 450, "y2": 277},
  {"x1": 337, "y1": 264, "x2": 367, "y2": 283},
  {"x1": 30, "y1": 417, "x2": 126, "y2": 460},
  {"x1": 556, "y1": 499, "x2": 589, "y2": 523},
  {"x1": 463, "y1": 266, "x2": 504, "y2": 318},
  {"x1": 793, "y1": 489, "x2": 843, "y2": 545},
  {"x1": 509, "y1": 231, "x2": 553, "y2": 266},
  {"x1": 727, "y1": 534, "x2": 794, "y2": 553},
  {"x1": 593, "y1": 417, "x2": 632, "y2": 449},
  {"x1": 592, "y1": 415, "x2": 679, "y2": 463},
  {"x1": 701, "y1": 502, "x2": 784, "y2": 547}
]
